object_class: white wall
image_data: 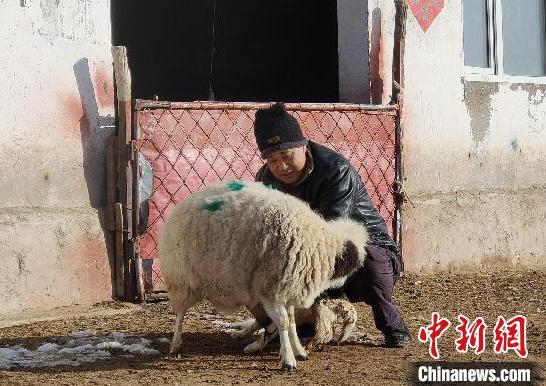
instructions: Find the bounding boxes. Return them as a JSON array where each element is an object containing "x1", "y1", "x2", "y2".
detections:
[
  {"x1": 0, "y1": 0, "x2": 115, "y2": 313},
  {"x1": 397, "y1": 1, "x2": 546, "y2": 270}
]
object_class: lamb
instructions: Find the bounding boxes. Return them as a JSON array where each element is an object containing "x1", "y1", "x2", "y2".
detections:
[
  {"x1": 230, "y1": 298, "x2": 358, "y2": 354},
  {"x1": 159, "y1": 180, "x2": 368, "y2": 370}
]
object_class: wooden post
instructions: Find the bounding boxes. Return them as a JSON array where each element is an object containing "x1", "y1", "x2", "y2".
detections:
[
  {"x1": 106, "y1": 134, "x2": 123, "y2": 298},
  {"x1": 392, "y1": 0, "x2": 407, "y2": 270},
  {"x1": 392, "y1": 0, "x2": 407, "y2": 105},
  {"x1": 106, "y1": 135, "x2": 117, "y2": 232},
  {"x1": 114, "y1": 203, "x2": 125, "y2": 298},
  {"x1": 112, "y1": 46, "x2": 136, "y2": 301}
]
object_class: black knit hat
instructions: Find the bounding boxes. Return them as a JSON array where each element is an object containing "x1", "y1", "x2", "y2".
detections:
[{"x1": 254, "y1": 103, "x2": 307, "y2": 158}]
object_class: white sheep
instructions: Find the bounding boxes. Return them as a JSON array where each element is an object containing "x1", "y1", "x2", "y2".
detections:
[
  {"x1": 230, "y1": 298, "x2": 358, "y2": 354},
  {"x1": 159, "y1": 180, "x2": 368, "y2": 370}
]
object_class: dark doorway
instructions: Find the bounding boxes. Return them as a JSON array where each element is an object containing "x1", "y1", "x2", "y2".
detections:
[{"x1": 111, "y1": 0, "x2": 339, "y2": 102}]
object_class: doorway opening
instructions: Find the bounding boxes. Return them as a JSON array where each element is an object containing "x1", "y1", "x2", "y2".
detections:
[{"x1": 111, "y1": 0, "x2": 339, "y2": 103}]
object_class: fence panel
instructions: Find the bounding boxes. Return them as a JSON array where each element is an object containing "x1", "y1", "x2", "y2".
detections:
[{"x1": 133, "y1": 102, "x2": 398, "y2": 297}]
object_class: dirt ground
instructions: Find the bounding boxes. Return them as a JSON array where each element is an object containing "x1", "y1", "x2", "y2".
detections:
[{"x1": 1, "y1": 269, "x2": 544, "y2": 385}]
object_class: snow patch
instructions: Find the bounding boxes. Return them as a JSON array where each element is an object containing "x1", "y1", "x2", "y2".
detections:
[
  {"x1": 109, "y1": 332, "x2": 126, "y2": 340},
  {"x1": 0, "y1": 330, "x2": 160, "y2": 369},
  {"x1": 96, "y1": 341, "x2": 123, "y2": 350},
  {"x1": 122, "y1": 344, "x2": 160, "y2": 356},
  {"x1": 36, "y1": 343, "x2": 59, "y2": 352},
  {"x1": 69, "y1": 330, "x2": 93, "y2": 338}
]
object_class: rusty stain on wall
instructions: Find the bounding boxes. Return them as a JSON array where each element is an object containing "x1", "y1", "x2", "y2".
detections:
[
  {"x1": 63, "y1": 235, "x2": 111, "y2": 295},
  {"x1": 94, "y1": 68, "x2": 114, "y2": 108},
  {"x1": 57, "y1": 61, "x2": 114, "y2": 142},
  {"x1": 464, "y1": 81, "x2": 499, "y2": 146},
  {"x1": 57, "y1": 93, "x2": 87, "y2": 137}
]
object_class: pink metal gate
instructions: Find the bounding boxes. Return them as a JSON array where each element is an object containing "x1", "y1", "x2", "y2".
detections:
[{"x1": 131, "y1": 101, "x2": 400, "y2": 299}]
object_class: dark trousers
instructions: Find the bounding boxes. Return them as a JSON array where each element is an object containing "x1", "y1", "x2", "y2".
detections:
[{"x1": 340, "y1": 244, "x2": 405, "y2": 334}]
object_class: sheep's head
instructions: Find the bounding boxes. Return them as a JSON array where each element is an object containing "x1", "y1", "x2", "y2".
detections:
[{"x1": 329, "y1": 219, "x2": 368, "y2": 282}]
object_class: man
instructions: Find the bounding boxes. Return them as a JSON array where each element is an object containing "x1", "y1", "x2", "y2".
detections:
[{"x1": 253, "y1": 102, "x2": 410, "y2": 347}]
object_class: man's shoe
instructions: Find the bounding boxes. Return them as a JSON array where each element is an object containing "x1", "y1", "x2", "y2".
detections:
[{"x1": 384, "y1": 329, "x2": 411, "y2": 348}]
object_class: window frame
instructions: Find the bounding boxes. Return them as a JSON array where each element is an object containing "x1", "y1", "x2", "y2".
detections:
[
  {"x1": 463, "y1": 0, "x2": 546, "y2": 81},
  {"x1": 463, "y1": 0, "x2": 496, "y2": 75}
]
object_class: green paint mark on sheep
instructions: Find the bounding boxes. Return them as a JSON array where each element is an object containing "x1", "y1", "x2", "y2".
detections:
[
  {"x1": 202, "y1": 200, "x2": 225, "y2": 212},
  {"x1": 264, "y1": 183, "x2": 276, "y2": 190},
  {"x1": 227, "y1": 181, "x2": 245, "y2": 191}
]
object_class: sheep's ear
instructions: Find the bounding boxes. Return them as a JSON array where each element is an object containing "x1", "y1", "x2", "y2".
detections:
[{"x1": 332, "y1": 240, "x2": 361, "y2": 279}]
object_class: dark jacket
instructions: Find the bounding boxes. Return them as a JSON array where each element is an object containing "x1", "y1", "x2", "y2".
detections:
[{"x1": 255, "y1": 141, "x2": 400, "y2": 256}]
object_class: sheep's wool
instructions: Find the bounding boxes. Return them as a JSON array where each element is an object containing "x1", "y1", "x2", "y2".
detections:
[{"x1": 160, "y1": 180, "x2": 368, "y2": 312}]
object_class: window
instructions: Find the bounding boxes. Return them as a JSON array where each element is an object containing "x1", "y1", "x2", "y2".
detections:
[{"x1": 464, "y1": 0, "x2": 546, "y2": 77}]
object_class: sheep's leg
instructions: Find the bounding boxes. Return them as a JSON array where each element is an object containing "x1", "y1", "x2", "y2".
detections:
[
  {"x1": 262, "y1": 301, "x2": 297, "y2": 371},
  {"x1": 169, "y1": 287, "x2": 196, "y2": 358},
  {"x1": 314, "y1": 302, "x2": 334, "y2": 344},
  {"x1": 242, "y1": 303, "x2": 276, "y2": 350},
  {"x1": 305, "y1": 302, "x2": 332, "y2": 352},
  {"x1": 287, "y1": 306, "x2": 308, "y2": 360},
  {"x1": 170, "y1": 310, "x2": 186, "y2": 357},
  {"x1": 243, "y1": 329, "x2": 266, "y2": 353},
  {"x1": 230, "y1": 318, "x2": 260, "y2": 331},
  {"x1": 338, "y1": 317, "x2": 357, "y2": 343},
  {"x1": 230, "y1": 319, "x2": 261, "y2": 340},
  {"x1": 243, "y1": 322, "x2": 278, "y2": 353}
]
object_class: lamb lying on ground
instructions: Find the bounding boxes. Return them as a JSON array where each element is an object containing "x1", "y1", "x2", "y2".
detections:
[
  {"x1": 229, "y1": 298, "x2": 357, "y2": 354},
  {"x1": 160, "y1": 180, "x2": 368, "y2": 370}
]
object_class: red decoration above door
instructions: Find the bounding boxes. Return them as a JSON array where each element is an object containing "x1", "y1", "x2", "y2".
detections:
[{"x1": 407, "y1": 0, "x2": 444, "y2": 32}]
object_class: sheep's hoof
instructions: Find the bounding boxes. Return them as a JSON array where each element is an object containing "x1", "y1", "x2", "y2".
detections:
[
  {"x1": 296, "y1": 354, "x2": 308, "y2": 361},
  {"x1": 281, "y1": 363, "x2": 297, "y2": 372}
]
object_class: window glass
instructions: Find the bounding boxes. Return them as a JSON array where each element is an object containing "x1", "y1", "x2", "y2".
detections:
[
  {"x1": 464, "y1": 0, "x2": 490, "y2": 68},
  {"x1": 502, "y1": 0, "x2": 546, "y2": 76}
]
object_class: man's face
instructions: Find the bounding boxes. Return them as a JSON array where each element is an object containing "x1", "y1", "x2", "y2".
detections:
[{"x1": 265, "y1": 146, "x2": 307, "y2": 185}]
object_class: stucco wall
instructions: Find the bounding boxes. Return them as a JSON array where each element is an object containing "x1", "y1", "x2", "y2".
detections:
[
  {"x1": 398, "y1": 1, "x2": 546, "y2": 271},
  {"x1": 0, "y1": 0, "x2": 115, "y2": 313}
]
